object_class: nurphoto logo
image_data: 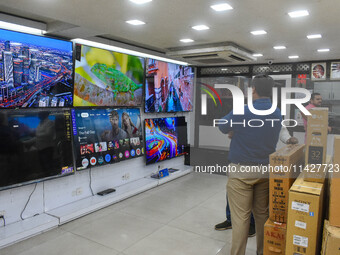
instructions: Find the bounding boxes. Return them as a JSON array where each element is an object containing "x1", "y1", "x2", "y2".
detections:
[{"x1": 201, "y1": 84, "x2": 312, "y2": 128}]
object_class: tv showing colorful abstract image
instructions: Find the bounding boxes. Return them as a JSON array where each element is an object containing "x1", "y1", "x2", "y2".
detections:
[
  {"x1": 145, "y1": 59, "x2": 194, "y2": 113},
  {"x1": 72, "y1": 108, "x2": 144, "y2": 170},
  {"x1": 145, "y1": 117, "x2": 187, "y2": 165},
  {"x1": 0, "y1": 29, "x2": 73, "y2": 108},
  {"x1": 74, "y1": 44, "x2": 145, "y2": 107}
]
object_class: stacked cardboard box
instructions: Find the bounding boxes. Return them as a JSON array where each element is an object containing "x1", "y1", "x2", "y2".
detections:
[
  {"x1": 264, "y1": 219, "x2": 287, "y2": 255},
  {"x1": 304, "y1": 108, "x2": 328, "y2": 182},
  {"x1": 321, "y1": 220, "x2": 340, "y2": 255},
  {"x1": 269, "y1": 144, "x2": 304, "y2": 223},
  {"x1": 265, "y1": 144, "x2": 304, "y2": 255},
  {"x1": 329, "y1": 136, "x2": 340, "y2": 228},
  {"x1": 285, "y1": 175, "x2": 325, "y2": 255}
]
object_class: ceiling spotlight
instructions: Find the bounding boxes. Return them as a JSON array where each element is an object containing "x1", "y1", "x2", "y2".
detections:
[
  {"x1": 307, "y1": 34, "x2": 322, "y2": 39},
  {"x1": 318, "y1": 49, "x2": 330, "y2": 52},
  {"x1": 192, "y1": 25, "x2": 210, "y2": 31},
  {"x1": 288, "y1": 10, "x2": 309, "y2": 18},
  {"x1": 130, "y1": 0, "x2": 152, "y2": 4},
  {"x1": 180, "y1": 39, "x2": 194, "y2": 43},
  {"x1": 126, "y1": 20, "x2": 146, "y2": 25},
  {"x1": 253, "y1": 53, "x2": 263, "y2": 57},
  {"x1": 211, "y1": 3, "x2": 233, "y2": 11},
  {"x1": 273, "y1": 46, "x2": 286, "y2": 50},
  {"x1": 251, "y1": 30, "x2": 267, "y2": 35},
  {"x1": 289, "y1": 55, "x2": 299, "y2": 59}
]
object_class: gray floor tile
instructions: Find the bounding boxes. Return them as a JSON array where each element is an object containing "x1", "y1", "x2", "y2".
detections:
[
  {"x1": 66, "y1": 211, "x2": 162, "y2": 252},
  {"x1": 124, "y1": 225, "x2": 225, "y2": 255}
]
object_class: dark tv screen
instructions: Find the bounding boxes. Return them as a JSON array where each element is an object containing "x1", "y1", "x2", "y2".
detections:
[
  {"x1": 0, "y1": 108, "x2": 74, "y2": 190},
  {"x1": 74, "y1": 44, "x2": 145, "y2": 107},
  {"x1": 72, "y1": 108, "x2": 144, "y2": 170},
  {"x1": 0, "y1": 28, "x2": 73, "y2": 108},
  {"x1": 145, "y1": 59, "x2": 194, "y2": 113},
  {"x1": 145, "y1": 117, "x2": 187, "y2": 165}
]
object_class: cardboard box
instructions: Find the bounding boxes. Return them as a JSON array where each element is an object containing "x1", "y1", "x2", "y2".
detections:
[
  {"x1": 264, "y1": 219, "x2": 287, "y2": 255},
  {"x1": 305, "y1": 108, "x2": 328, "y2": 165},
  {"x1": 285, "y1": 175, "x2": 325, "y2": 255},
  {"x1": 269, "y1": 144, "x2": 305, "y2": 223},
  {"x1": 321, "y1": 220, "x2": 340, "y2": 255},
  {"x1": 304, "y1": 155, "x2": 331, "y2": 183},
  {"x1": 329, "y1": 136, "x2": 340, "y2": 227}
]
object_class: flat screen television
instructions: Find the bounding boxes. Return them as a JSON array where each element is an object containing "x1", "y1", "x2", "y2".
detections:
[
  {"x1": 74, "y1": 44, "x2": 145, "y2": 107},
  {"x1": 0, "y1": 108, "x2": 74, "y2": 190},
  {"x1": 0, "y1": 28, "x2": 73, "y2": 108},
  {"x1": 145, "y1": 117, "x2": 187, "y2": 165},
  {"x1": 72, "y1": 107, "x2": 144, "y2": 170},
  {"x1": 145, "y1": 59, "x2": 194, "y2": 113}
]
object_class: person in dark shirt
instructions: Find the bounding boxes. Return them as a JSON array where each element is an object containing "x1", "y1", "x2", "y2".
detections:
[{"x1": 218, "y1": 74, "x2": 281, "y2": 255}]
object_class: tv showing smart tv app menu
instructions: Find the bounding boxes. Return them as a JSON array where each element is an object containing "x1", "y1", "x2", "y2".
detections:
[
  {"x1": 145, "y1": 59, "x2": 194, "y2": 113},
  {"x1": 72, "y1": 107, "x2": 144, "y2": 170},
  {"x1": 0, "y1": 28, "x2": 73, "y2": 108}
]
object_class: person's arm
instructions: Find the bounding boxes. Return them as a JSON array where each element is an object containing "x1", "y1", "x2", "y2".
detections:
[
  {"x1": 280, "y1": 126, "x2": 298, "y2": 144},
  {"x1": 218, "y1": 110, "x2": 233, "y2": 134}
]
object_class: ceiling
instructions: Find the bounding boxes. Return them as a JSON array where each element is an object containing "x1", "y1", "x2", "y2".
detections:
[{"x1": 0, "y1": 0, "x2": 340, "y2": 66}]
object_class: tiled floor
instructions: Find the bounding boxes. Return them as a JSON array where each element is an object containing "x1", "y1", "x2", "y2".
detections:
[{"x1": 0, "y1": 172, "x2": 258, "y2": 255}]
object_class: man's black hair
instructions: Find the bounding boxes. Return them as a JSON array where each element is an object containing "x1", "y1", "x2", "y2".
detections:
[
  {"x1": 311, "y1": 92, "x2": 321, "y2": 100},
  {"x1": 251, "y1": 74, "x2": 275, "y2": 97}
]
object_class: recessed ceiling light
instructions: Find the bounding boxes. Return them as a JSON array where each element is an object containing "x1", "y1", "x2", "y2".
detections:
[
  {"x1": 289, "y1": 55, "x2": 299, "y2": 59},
  {"x1": 192, "y1": 25, "x2": 210, "y2": 31},
  {"x1": 307, "y1": 34, "x2": 322, "y2": 39},
  {"x1": 288, "y1": 10, "x2": 309, "y2": 18},
  {"x1": 211, "y1": 3, "x2": 233, "y2": 11},
  {"x1": 180, "y1": 39, "x2": 194, "y2": 43},
  {"x1": 273, "y1": 46, "x2": 286, "y2": 50},
  {"x1": 253, "y1": 53, "x2": 263, "y2": 57},
  {"x1": 251, "y1": 30, "x2": 267, "y2": 35},
  {"x1": 129, "y1": 0, "x2": 152, "y2": 4},
  {"x1": 318, "y1": 48, "x2": 330, "y2": 52},
  {"x1": 126, "y1": 20, "x2": 146, "y2": 25}
]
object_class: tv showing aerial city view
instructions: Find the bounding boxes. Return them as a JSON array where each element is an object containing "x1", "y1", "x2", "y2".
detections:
[{"x1": 0, "y1": 28, "x2": 73, "y2": 108}]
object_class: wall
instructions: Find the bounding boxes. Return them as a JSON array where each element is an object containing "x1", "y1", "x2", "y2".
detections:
[{"x1": 0, "y1": 85, "x2": 196, "y2": 226}]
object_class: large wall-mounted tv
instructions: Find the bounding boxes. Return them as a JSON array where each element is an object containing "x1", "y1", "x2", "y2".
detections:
[
  {"x1": 74, "y1": 44, "x2": 145, "y2": 107},
  {"x1": 0, "y1": 108, "x2": 74, "y2": 190},
  {"x1": 72, "y1": 108, "x2": 144, "y2": 170},
  {"x1": 0, "y1": 28, "x2": 73, "y2": 108},
  {"x1": 145, "y1": 59, "x2": 194, "y2": 113},
  {"x1": 145, "y1": 117, "x2": 187, "y2": 165}
]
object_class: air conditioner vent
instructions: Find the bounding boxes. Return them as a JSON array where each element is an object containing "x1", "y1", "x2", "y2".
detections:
[
  {"x1": 166, "y1": 42, "x2": 256, "y2": 66},
  {"x1": 229, "y1": 54, "x2": 246, "y2": 62},
  {"x1": 196, "y1": 58, "x2": 230, "y2": 64},
  {"x1": 183, "y1": 54, "x2": 219, "y2": 59}
]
